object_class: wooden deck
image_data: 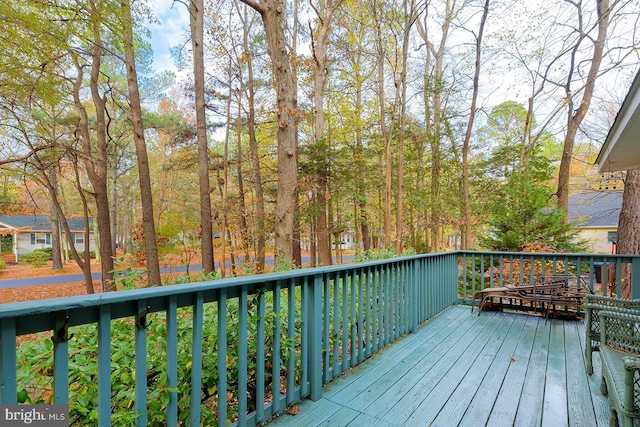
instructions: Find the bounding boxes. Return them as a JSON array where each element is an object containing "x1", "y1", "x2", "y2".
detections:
[{"x1": 265, "y1": 305, "x2": 609, "y2": 427}]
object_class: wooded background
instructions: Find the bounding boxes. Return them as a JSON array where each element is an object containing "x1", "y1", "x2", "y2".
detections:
[{"x1": 1, "y1": 0, "x2": 639, "y2": 292}]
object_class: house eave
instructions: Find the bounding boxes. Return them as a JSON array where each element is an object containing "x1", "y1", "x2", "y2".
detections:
[{"x1": 596, "y1": 69, "x2": 640, "y2": 172}]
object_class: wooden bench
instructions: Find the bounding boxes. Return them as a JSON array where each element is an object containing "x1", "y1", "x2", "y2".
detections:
[
  {"x1": 598, "y1": 310, "x2": 640, "y2": 427},
  {"x1": 585, "y1": 295, "x2": 640, "y2": 375},
  {"x1": 472, "y1": 274, "x2": 591, "y2": 319}
]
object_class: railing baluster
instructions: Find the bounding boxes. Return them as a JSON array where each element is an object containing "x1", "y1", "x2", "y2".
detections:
[
  {"x1": 357, "y1": 267, "x2": 365, "y2": 361},
  {"x1": 602, "y1": 258, "x2": 609, "y2": 294},
  {"x1": 322, "y1": 275, "x2": 330, "y2": 383},
  {"x1": 256, "y1": 289, "x2": 266, "y2": 422},
  {"x1": 308, "y1": 273, "x2": 323, "y2": 401},
  {"x1": 272, "y1": 281, "x2": 282, "y2": 413},
  {"x1": 301, "y1": 276, "x2": 309, "y2": 398},
  {"x1": 489, "y1": 255, "x2": 494, "y2": 287},
  {"x1": 239, "y1": 287, "x2": 248, "y2": 424},
  {"x1": 350, "y1": 270, "x2": 357, "y2": 366},
  {"x1": 341, "y1": 271, "x2": 349, "y2": 372},
  {"x1": 286, "y1": 280, "x2": 295, "y2": 405},
  {"x1": 98, "y1": 305, "x2": 111, "y2": 427},
  {"x1": 217, "y1": 290, "x2": 228, "y2": 425},
  {"x1": 364, "y1": 266, "x2": 371, "y2": 357},
  {"x1": 616, "y1": 258, "x2": 622, "y2": 296},
  {"x1": 385, "y1": 264, "x2": 391, "y2": 345},
  {"x1": 372, "y1": 267, "x2": 379, "y2": 352},
  {"x1": 0, "y1": 317, "x2": 17, "y2": 404},
  {"x1": 134, "y1": 301, "x2": 148, "y2": 426},
  {"x1": 190, "y1": 292, "x2": 204, "y2": 426},
  {"x1": 332, "y1": 274, "x2": 340, "y2": 377},
  {"x1": 509, "y1": 254, "x2": 514, "y2": 284},
  {"x1": 166, "y1": 296, "x2": 178, "y2": 426},
  {"x1": 53, "y1": 312, "x2": 69, "y2": 406},
  {"x1": 632, "y1": 258, "x2": 640, "y2": 299}
]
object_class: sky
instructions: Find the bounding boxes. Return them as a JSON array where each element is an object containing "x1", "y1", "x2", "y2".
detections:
[{"x1": 146, "y1": 0, "x2": 190, "y2": 76}]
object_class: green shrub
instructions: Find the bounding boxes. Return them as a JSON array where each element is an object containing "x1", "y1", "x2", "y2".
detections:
[
  {"x1": 0, "y1": 258, "x2": 5, "y2": 270},
  {"x1": 16, "y1": 289, "x2": 301, "y2": 426},
  {"x1": 20, "y1": 251, "x2": 50, "y2": 267}
]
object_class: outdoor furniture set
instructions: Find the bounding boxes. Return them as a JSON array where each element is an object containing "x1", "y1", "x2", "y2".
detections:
[
  {"x1": 585, "y1": 295, "x2": 640, "y2": 427},
  {"x1": 472, "y1": 274, "x2": 592, "y2": 319}
]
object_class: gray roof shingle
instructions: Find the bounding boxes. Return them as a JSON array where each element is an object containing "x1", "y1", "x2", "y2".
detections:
[
  {"x1": 568, "y1": 191, "x2": 622, "y2": 228},
  {"x1": 0, "y1": 215, "x2": 92, "y2": 232}
]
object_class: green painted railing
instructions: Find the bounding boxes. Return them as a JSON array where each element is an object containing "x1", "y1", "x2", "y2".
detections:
[
  {"x1": 0, "y1": 250, "x2": 638, "y2": 426},
  {"x1": 458, "y1": 251, "x2": 640, "y2": 303},
  {"x1": 0, "y1": 252, "x2": 458, "y2": 426}
]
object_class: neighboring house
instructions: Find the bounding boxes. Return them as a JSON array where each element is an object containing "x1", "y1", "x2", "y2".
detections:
[
  {"x1": 568, "y1": 191, "x2": 622, "y2": 254},
  {"x1": 0, "y1": 215, "x2": 95, "y2": 263}
]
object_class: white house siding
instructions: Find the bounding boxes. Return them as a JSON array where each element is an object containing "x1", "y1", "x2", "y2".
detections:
[
  {"x1": 16, "y1": 233, "x2": 95, "y2": 257},
  {"x1": 577, "y1": 227, "x2": 617, "y2": 254}
]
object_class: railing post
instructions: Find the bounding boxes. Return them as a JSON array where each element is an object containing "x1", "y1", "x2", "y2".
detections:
[
  {"x1": 0, "y1": 317, "x2": 17, "y2": 404},
  {"x1": 632, "y1": 258, "x2": 640, "y2": 300},
  {"x1": 307, "y1": 273, "x2": 323, "y2": 401}
]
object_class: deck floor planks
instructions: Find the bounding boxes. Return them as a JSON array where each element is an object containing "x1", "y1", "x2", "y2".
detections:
[
  {"x1": 366, "y1": 311, "x2": 501, "y2": 422},
  {"x1": 266, "y1": 397, "x2": 340, "y2": 426},
  {"x1": 416, "y1": 311, "x2": 523, "y2": 426},
  {"x1": 576, "y1": 319, "x2": 610, "y2": 427},
  {"x1": 512, "y1": 314, "x2": 552, "y2": 427},
  {"x1": 541, "y1": 319, "x2": 569, "y2": 427},
  {"x1": 323, "y1": 306, "x2": 466, "y2": 403},
  {"x1": 564, "y1": 320, "x2": 598, "y2": 427},
  {"x1": 342, "y1": 310, "x2": 488, "y2": 415},
  {"x1": 462, "y1": 314, "x2": 539, "y2": 427},
  {"x1": 265, "y1": 305, "x2": 611, "y2": 427}
]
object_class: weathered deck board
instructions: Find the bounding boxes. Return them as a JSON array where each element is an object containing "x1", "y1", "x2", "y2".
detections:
[{"x1": 266, "y1": 305, "x2": 609, "y2": 427}]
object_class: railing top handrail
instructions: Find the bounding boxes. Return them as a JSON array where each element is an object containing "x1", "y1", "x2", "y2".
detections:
[
  {"x1": 0, "y1": 251, "x2": 457, "y2": 318},
  {"x1": 1, "y1": 250, "x2": 636, "y2": 318},
  {"x1": 455, "y1": 250, "x2": 640, "y2": 260}
]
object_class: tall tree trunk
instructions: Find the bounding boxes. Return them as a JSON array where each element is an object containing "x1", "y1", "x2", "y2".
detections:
[
  {"x1": 374, "y1": 0, "x2": 394, "y2": 248},
  {"x1": 49, "y1": 167, "x2": 63, "y2": 270},
  {"x1": 461, "y1": 0, "x2": 489, "y2": 250},
  {"x1": 240, "y1": 0, "x2": 298, "y2": 263},
  {"x1": 121, "y1": 0, "x2": 161, "y2": 287},
  {"x1": 395, "y1": 0, "x2": 416, "y2": 254},
  {"x1": 110, "y1": 162, "x2": 118, "y2": 257},
  {"x1": 291, "y1": 0, "x2": 302, "y2": 267},
  {"x1": 618, "y1": 169, "x2": 640, "y2": 298},
  {"x1": 355, "y1": 70, "x2": 370, "y2": 251},
  {"x1": 190, "y1": 0, "x2": 215, "y2": 274},
  {"x1": 70, "y1": 31, "x2": 115, "y2": 292},
  {"x1": 237, "y1": 3, "x2": 266, "y2": 272},
  {"x1": 557, "y1": 0, "x2": 609, "y2": 218},
  {"x1": 311, "y1": 0, "x2": 343, "y2": 266},
  {"x1": 417, "y1": 0, "x2": 455, "y2": 252},
  {"x1": 235, "y1": 94, "x2": 250, "y2": 262},
  {"x1": 219, "y1": 65, "x2": 234, "y2": 278}
]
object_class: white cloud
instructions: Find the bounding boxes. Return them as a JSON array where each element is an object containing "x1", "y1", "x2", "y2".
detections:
[{"x1": 145, "y1": 0, "x2": 190, "y2": 74}]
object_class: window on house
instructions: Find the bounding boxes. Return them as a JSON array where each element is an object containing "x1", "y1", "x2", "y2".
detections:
[
  {"x1": 608, "y1": 231, "x2": 618, "y2": 244},
  {"x1": 30, "y1": 233, "x2": 50, "y2": 245},
  {"x1": 74, "y1": 234, "x2": 84, "y2": 244}
]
